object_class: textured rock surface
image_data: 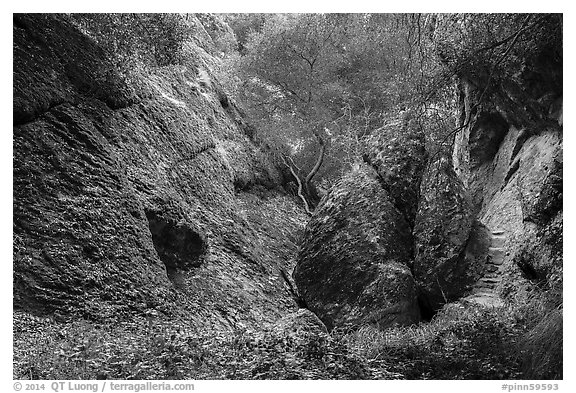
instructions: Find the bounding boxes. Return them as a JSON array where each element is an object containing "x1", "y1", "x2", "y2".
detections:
[
  {"x1": 294, "y1": 165, "x2": 420, "y2": 330},
  {"x1": 477, "y1": 128, "x2": 563, "y2": 295},
  {"x1": 13, "y1": 14, "x2": 307, "y2": 327},
  {"x1": 363, "y1": 113, "x2": 427, "y2": 227},
  {"x1": 452, "y1": 52, "x2": 563, "y2": 301},
  {"x1": 413, "y1": 152, "x2": 489, "y2": 312}
]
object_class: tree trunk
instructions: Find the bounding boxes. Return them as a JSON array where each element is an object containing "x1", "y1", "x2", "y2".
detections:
[
  {"x1": 280, "y1": 155, "x2": 313, "y2": 216},
  {"x1": 304, "y1": 133, "x2": 326, "y2": 201},
  {"x1": 280, "y1": 131, "x2": 327, "y2": 215}
]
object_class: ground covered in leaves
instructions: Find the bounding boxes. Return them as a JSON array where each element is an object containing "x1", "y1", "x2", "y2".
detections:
[{"x1": 14, "y1": 290, "x2": 560, "y2": 380}]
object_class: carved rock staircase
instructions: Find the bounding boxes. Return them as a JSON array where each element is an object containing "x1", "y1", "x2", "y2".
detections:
[{"x1": 464, "y1": 229, "x2": 506, "y2": 307}]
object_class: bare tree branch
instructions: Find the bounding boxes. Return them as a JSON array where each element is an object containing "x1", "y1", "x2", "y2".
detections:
[{"x1": 280, "y1": 154, "x2": 313, "y2": 216}]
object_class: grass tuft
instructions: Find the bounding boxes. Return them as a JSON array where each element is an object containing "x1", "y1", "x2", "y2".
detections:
[{"x1": 518, "y1": 308, "x2": 562, "y2": 380}]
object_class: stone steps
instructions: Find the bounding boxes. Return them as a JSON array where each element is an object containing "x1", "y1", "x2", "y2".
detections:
[
  {"x1": 470, "y1": 286, "x2": 501, "y2": 293},
  {"x1": 491, "y1": 231, "x2": 506, "y2": 247},
  {"x1": 464, "y1": 227, "x2": 507, "y2": 307},
  {"x1": 465, "y1": 294, "x2": 504, "y2": 307},
  {"x1": 491, "y1": 237, "x2": 505, "y2": 246},
  {"x1": 479, "y1": 277, "x2": 501, "y2": 284}
]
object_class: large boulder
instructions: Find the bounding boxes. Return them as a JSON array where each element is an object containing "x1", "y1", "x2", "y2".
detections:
[
  {"x1": 414, "y1": 152, "x2": 488, "y2": 312},
  {"x1": 294, "y1": 165, "x2": 420, "y2": 330},
  {"x1": 363, "y1": 112, "x2": 427, "y2": 227}
]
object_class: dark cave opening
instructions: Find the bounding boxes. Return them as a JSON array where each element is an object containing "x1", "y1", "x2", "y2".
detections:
[{"x1": 145, "y1": 210, "x2": 206, "y2": 284}]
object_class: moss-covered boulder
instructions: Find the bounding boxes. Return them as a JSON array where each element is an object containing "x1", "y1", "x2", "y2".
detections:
[
  {"x1": 294, "y1": 165, "x2": 420, "y2": 330},
  {"x1": 13, "y1": 13, "x2": 306, "y2": 327}
]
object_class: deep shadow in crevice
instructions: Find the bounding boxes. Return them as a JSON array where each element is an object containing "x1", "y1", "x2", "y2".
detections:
[
  {"x1": 145, "y1": 210, "x2": 207, "y2": 285},
  {"x1": 515, "y1": 252, "x2": 549, "y2": 290},
  {"x1": 280, "y1": 268, "x2": 308, "y2": 309},
  {"x1": 417, "y1": 294, "x2": 437, "y2": 322}
]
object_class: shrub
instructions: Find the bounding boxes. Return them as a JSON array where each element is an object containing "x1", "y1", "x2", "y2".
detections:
[
  {"x1": 14, "y1": 295, "x2": 562, "y2": 380},
  {"x1": 13, "y1": 311, "x2": 392, "y2": 380}
]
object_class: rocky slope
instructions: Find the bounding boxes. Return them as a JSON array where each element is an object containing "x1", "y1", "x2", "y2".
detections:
[{"x1": 13, "y1": 14, "x2": 307, "y2": 329}]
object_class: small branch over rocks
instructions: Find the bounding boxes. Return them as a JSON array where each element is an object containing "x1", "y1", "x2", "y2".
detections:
[
  {"x1": 304, "y1": 133, "x2": 326, "y2": 192},
  {"x1": 280, "y1": 154, "x2": 313, "y2": 216}
]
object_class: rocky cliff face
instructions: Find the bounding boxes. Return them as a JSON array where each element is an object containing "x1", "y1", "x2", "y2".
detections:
[
  {"x1": 450, "y1": 17, "x2": 562, "y2": 304},
  {"x1": 453, "y1": 89, "x2": 562, "y2": 303},
  {"x1": 13, "y1": 14, "x2": 306, "y2": 329}
]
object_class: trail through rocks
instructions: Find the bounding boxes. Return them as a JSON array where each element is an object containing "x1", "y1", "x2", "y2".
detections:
[{"x1": 465, "y1": 229, "x2": 506, "y2": 307}]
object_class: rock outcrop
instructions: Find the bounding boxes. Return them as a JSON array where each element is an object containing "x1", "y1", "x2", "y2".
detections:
[
  {"x1": 13, "y1": 14, "x2": 307, "y2": 327},
  {"x1": 413, "y1": 152, "x2": 490, "y2": 312},
  {"x1": 293, "y1": 165, "x2": 420, "y2": 330},
  {"x1": 454, "y1": 121, "x2": 563, "y2": 299},
  {"x1": 452, "y1": 25, "x2": 563, "y2": 302}
]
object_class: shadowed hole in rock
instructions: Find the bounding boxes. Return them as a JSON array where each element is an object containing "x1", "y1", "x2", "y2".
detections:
[
  {"x1": 469, "y1": 111, "x2": 508, "y2": 168},
  {"x1": 219, "y1": 92, "x2": 230, "y2": 109},
  {"x1": 145, "y1": 210, "x2": 206, "y2": 286},
  {"x1": 417, "y1": 294, "x2": 436, "y2": 322},
  {"x1": 514, "y1": 251, "x2": 549, "y2": 289}
]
